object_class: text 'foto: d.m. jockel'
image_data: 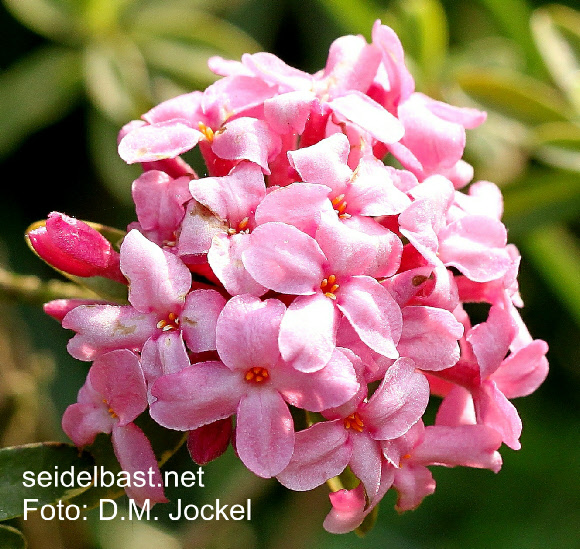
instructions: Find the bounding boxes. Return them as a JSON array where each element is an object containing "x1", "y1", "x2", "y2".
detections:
[{"x1": 27, "y1": 20, "x2": 548, "y2": 534}]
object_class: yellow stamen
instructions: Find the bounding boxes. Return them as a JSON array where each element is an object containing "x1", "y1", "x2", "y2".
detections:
[
  {"x1": 343, "y1": 412, "x2": 364, "y2": 432},
  {"x1": 321, "y1": 274, "x2": 339, "y2": 300},
  {"x1": 198, "y1": 122, "x2": 215, "y2": 142},
  {"x1": 244, "y1": 366, "x2": 270, "y2": 384}
]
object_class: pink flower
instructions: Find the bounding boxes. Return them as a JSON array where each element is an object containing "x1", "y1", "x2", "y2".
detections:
[
  {"x1": 62, "y1": 350, "x2": 166, "y2": 507},
  {"x1": 150, "y1": 295, "x2": 359, "y2": 477}
]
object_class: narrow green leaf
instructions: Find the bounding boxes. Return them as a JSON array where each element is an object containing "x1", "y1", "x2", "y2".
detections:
[
  {"x1": 502, "y1": 168, "x2": 580, "y2": 237},
  {"x1": 531, "y1": 7, "x2": 580, "y2": 113},
  {"x1": 0, "y1": 442, "x2": 94, "y2": 521},
  {"x1": 2, "y1": 0, "x2": 78, "y2": 43},
  {"x1": 456, "y1": 69, "x2": 571, "y2": 124},
  {"x1": 314, "y1": 0, "x2": 381, "y2": 37},
  {"x1": 0, "y1": 525, "x2": 27, "y2": 549},
  {"x1": 0, "y1": 46, "x2": 83, "y2": 158},
  {"x1": 522, "y1": 225, "x2": 580, "y2": 328}
]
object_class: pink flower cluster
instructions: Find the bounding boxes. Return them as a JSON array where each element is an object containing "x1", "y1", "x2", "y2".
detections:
[{"x1": 31, "y1": 21, "x2": 548, "y2": 533}]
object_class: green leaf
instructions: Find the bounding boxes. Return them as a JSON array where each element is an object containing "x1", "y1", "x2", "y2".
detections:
[
  {"x1": 522, "y1": 225, "x2": 580, "y2": 328},
  {"x1": 531, "y1": 6, "x2": 580, "y2": 113},
  {"x1": 456, "y1": 69, "x2": 572, "y2": 124},
  {"x1": 0, "y1": 442, "x2": 94, "y2": 521},
  {"x1": 395, "y1": 0, "x2": 448, "y2": 91},
  {"x1": 70, "y1": 413, "x2": 186, "y2": 510},
  {"x1": 314, "y1": 0, "x2": 381, "y2": 38},
  {"x1": 0, "y1": 525, "x2": 27, "y2": 549},
  {"x1": 0, "y1": 46, "x2": 83, "y2": 158},
  {"x1": 502, "y1": 168, "x2": 580, "y2": 238},
  {"x1": 2, "y1": 0, "x2": 78, "y2": 43}
]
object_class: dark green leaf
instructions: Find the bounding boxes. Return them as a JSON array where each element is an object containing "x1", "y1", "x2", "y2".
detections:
[
  {"x1": 0, "y1": 46, "x2": 83, "y2": 158},
  {"x1": 0, "y1": 525, "x2": 27, "y2": 549},
  {"x1": 0, "y1": 442, "x2": 94, "y2": 521}
]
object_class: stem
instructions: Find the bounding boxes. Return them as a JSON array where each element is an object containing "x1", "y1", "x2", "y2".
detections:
[{"x1": 0, "y1": 267, "x2": 97, "y2": 306}]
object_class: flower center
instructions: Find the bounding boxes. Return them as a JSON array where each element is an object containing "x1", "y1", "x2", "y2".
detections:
[
  {"x1": 331, "y1": 194, "x2": 351, "y2": 219},
  {"x1": 157, "y1": 312, "x2": 180, "y2": 331},
  {"x1": 227, "y1": 217, "x2": 250, "y2": 236},
  {"x1": 244, "y1": 366, "x2": 270, "y2": 384},
  {"x1": 320, "y1": 274, "x2": 340, "y2": 300},
  {"x1": 103, "y1": 399, "x2": 117, "y2": 419},
  {"x1": 198, "y1": 122, "x2": 215, "y2": 142},
  {"x1": 343, "y1": 412, "x2": 364, "y2": 432}
]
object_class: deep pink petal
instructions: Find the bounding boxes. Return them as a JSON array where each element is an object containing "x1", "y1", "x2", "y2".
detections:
[
  {"x1": 393, "y1": 462, "x2": 435, "y2": 511},
  {"x1": 187, "y1": 418, "x2": 232, "y2": 465},
  {"x1": 323, "y1": 485, "x2": 366, "y2": 534},
  {"x1": 235, "y1": 389, "x2": 295, "y2": 477}
]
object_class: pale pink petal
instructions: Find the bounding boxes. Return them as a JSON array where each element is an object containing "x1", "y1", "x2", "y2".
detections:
[
  {"x1": 241, "y1": 52, "x2": 312, "y2": 91},
  {"x1": 277, "y1": 420, "x2": 350, "y2": 491},
  {"x1": 438, "y1": 216, "x2": 512, "y2": 282},
  {"x1": 118, "y1": 121, "x2": 202, "y2": 164},
  {"x1": 142, "y1": 91, "x2": 203, "y2": 124},
  {"x1": 349, "y1": 432, "x2": 382, "y2": 500},
  {"x1": 398, "y1": 306, "x2": 463, "y2": 371},
  {"x1": 244, "y1": 222, "x2": 324, "y2": 295},
  {"x1": 393, "y1": 462, "x2": 435, "y2": 511},
  {"x1": 278, "y1": 293, "x2": 339, "y2": 373},
  {"x1": 288, "y1": 134, "x2": 352, "y2": 192},
  {"x1": 64, "y1": 305, "x2": 157, "y2": 361},
  {"x1": 337, "y1": 275, "x2": 402, "y2": 359},
  {"x1": 62, "y1": 402, "x2": 114, "y2": 447},
  {"x1": 329, "y1": 91, "x2": 404, "y2": 144},
  {"x1": 415, "y1": 425, "x2": 503, "y2": 472},
  {"x1": 275, "y1": 348, "x2": 359, "y2": 410},
  {"x1": 150, "y1": 362, "x2": 241, "y2": 430},
  {"x1": 474, "y1": 380, "x2": 522, "y2": 450},
  {"x1": 111, "y1": 423, "x2": 167, "y2": 506},
  {"x1": 180, "y1": 289, "x2": 226, "y2": 352},
  {"x1": 141, "y1": 332, "x2": 190, "y2": 387},
  {"x1": 362, "y1": 358, "x2": 429, "y2": 440},
  {"x1": 207, "y1": 233, "x2": 268, "y2": 296},
  {"x1": 435, "y1": 385, "x2": 477, "y2": 427},
  {"x1": 211, "y1": 118, "x2": 281, "y2": 174},
  {"x1": 255, "y1": 182, "x2": 331, "y2": 238},
  {"x1": 263, "y1": 90, "x2": 316, "y2": 134},
  {"x1": 189, "y1": 161, "x2": 266, "y2": 228},
  {"x1": 492, "y1": 340, "x2": 549, "y2": 398},
  {"x1": 235, "y1": 389, "x2": 295, "y2": 477},
  {"x1": 176, "y1": 200, "x2": 226, "y2": 257},
  {"x1": 121, "y1": 229, "x2": 191, "y2": 314},
  {"x1": 216, "y1": 295, "x2": 285, "y2": 371},
  {"x1": 323, "y1": 485, "x2": 366, "y2": 534}
]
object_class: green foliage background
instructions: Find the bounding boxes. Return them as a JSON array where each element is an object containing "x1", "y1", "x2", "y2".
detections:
[{"x1": 0, "y1": 0, "x2": 578, "y2": 547}]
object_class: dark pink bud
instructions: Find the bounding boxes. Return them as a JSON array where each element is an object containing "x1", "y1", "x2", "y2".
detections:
[
  {"x1": 28, "y1": 212, "x2": 125, "y2": 283},
  {"x1": 187, "y1": 417, "x2": 232, "y2": 465}
]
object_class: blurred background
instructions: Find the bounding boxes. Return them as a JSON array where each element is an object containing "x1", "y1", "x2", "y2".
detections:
[{"x1": 0, "y1": 0, "x2": 578, "y2": 547}]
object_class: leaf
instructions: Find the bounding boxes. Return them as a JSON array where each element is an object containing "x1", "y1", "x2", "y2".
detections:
[
  {"x1": 3, "y1": 0, "x2": 78, "y2": 43},
  {"x1": 70, "y1": 413, "x2": 186, "y2": 510},
  {"x1": 0, "y1": 46, "x2": 83, "y2": 158},
  {"x1": 502, "y1": 168, "x2": 580, "y2": 238},
  {"x1": 531, "y1": 6, "x2": 580, "y2": 113},
  {"x1": 522, "y1": 225, "x2": 580, "y2": 328},
  {"x1": 0, "y1": 525, "x2": 27, "y2": 549},
  {"x1": 314, "y1": 0, "x2": 381, "y2": 38},
  {"x1": 456, "y1": 68, "x2": 572, "y2": 124},
  {"x1": 0, "y1": 442, "x2": 94, "y2": 521},
  {"x1": 24, "y1": 219, "x2": 129, "y2": 304}
]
